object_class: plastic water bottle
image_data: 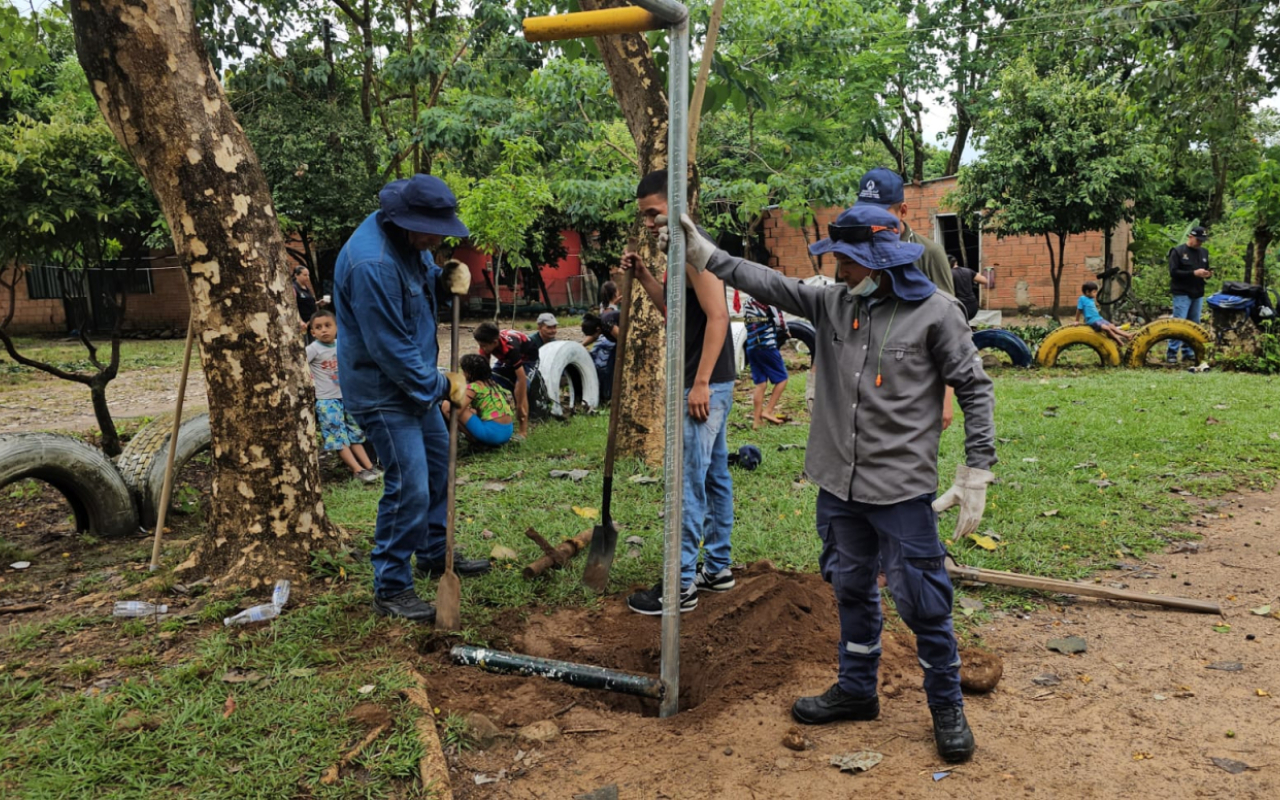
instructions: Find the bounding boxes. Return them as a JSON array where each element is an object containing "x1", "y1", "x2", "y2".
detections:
[
  {"x1": 114, "y1": 601, "x2": 168, "y2": 617},
  {"x1": 223, "y1": 604, "x2": 281, "y2": 626},
  {"x1": 271, "y1": 579, "x2": 291, "y2": 609}
]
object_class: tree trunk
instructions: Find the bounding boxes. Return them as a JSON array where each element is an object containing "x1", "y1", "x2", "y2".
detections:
[
  {"x1": 946, "y1": 105, "x2": 971, "y2": 177},
  {"x1": 1045, "y1": 231, "x2": 1063, "y2": 319},
  {"x1": 1255, "y1": 224, "x2": 1272, "y2": 288},
  {"x1": 580, "y1": 0, "x2": 670, "y2": 466},
  {"x1": 68, "y1": 0, "x2": 342, "y2": 588}
]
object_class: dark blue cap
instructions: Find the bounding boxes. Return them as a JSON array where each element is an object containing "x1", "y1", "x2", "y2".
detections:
[
  {"x1": 1190, "y1": 226, "x2": 1208, "y2": 240},
  {"x1": 379, "y1": 175, "x2": 469, "y2": 238},
  {"x1": 856, "y1": 167, "x2": 905, "y2": 206},
  {"x1": 808, "y1": 204, "x2": 922, "y2": 269},
  {"x1": 735, "y1": 444, "x2": 762, "y2": 471}
]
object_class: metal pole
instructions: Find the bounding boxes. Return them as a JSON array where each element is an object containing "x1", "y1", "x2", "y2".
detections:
[
  {"x1": 658, "y1": 9, "x2": 690, "y2": 720},
  {"x1": 451, "y1": 646, "x2": 665, "y2": 700},
  {"x1": 630, "y1": 0, "x2": 689, "y2": 24}
]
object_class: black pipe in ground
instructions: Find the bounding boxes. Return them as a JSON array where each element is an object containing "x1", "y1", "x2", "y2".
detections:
[{"x1": 450, "y1": 646, "x2": 665, "y2": 700}]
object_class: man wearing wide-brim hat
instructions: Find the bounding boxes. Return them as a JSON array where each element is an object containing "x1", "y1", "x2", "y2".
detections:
[
  {"x1": 660, "y1": 204, "x2": 997, "y2": 763},
  {"x1": 333, "y1": 174, "x2": 492, "y2": 625}
]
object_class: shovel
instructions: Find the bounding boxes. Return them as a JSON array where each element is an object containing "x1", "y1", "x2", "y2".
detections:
[
  {"x1": 581, "y1": 265, "x2": 634, "y2": 593},
  {"x1": 435, "y1": 296, "x2": 464, "y2": 631}
]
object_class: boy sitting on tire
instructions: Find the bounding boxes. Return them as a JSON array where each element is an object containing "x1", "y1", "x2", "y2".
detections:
[{"x1": 1075, "y1": 281, "x2": 1133, "y2": 347}]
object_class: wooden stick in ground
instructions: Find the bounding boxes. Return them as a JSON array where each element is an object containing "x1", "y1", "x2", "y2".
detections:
[
  {"x1": 524, "y1": 527, "x2": 565, "y2": 563},
  {"x1": 149, "y1": 315, "x2": 195, "y2": 571},
  {"x1": 523, "y1": 529, "x2": 594, "y2": 580},
  {"x1": 319, "y1": 720, "x2": 392, "y2": 785},
  {"x1": 401, "y1": 670, "x2": 453, "y2": 800}
]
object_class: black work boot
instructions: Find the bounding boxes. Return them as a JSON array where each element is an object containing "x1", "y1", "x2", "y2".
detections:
[
  {"x1": 415, "y1": 550, "x2": 492, "y2": 579},
  {"x1": 791, "y1": 684, "x2": 880, "y2": 725},
  {"x1": 931, "y1": 704, "x2": 975, "y2": 762},
  {"x1": 372, "y1": 589, "x2": 437, "y2": 624}
]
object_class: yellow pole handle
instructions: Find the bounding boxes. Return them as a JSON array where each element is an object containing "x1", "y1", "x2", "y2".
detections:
[{"x1": 523, "y1": 8, "x2": 661, "y2": 42}]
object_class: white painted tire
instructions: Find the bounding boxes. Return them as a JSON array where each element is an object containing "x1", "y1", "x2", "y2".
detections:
[
  {"x1": 731, "y1": 321, "x2": 746, "y2": 375},
  {"x1": 536, "y1": 341, "x2": 599, "y2": 418}
]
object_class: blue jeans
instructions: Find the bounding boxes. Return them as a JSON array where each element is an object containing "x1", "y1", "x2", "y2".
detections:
[
  {"x1": 1167, "y1": 295, "x2": 1204, "y2": 361},
  {"x1": 815, "y1": 490, "x2": 963, "y2": 708},
  {"x1": 352, "y1": 407, "x2": 449, "y2": 598},
  {"x1": 681, "y1": 382, "x2": 735, "y2": 587}
]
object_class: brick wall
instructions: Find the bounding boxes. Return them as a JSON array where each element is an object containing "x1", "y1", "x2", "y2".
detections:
[
  {"x1": 760, "y1": 176, "x2": 1132, "y2": 314},
  {"x1": 1, "y1": 255, "x2": 191, "y2": 334}
]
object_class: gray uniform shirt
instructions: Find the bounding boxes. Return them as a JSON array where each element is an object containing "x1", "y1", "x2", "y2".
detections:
[{"x1": 706, "y1": 250, "x2": 996, "y2": 504}]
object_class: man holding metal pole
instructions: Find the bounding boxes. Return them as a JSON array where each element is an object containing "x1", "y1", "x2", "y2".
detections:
[
  {"x1": 619, "y1": 169, "x2": 737, "y2": 616},
  {"x1": 659, "y1": 204, "x2": 997, "y2": 763}
]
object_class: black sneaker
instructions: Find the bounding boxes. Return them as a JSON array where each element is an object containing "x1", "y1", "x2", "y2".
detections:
[
  {"x1": 791, "y1": 684, "x2": 880, "y2": 725},
  {"x1": 931, "y1": 704, "x2": 975, "y2": 763},
  {"x1": 626, "y1": 582, "x2": 697, "y2": 616},
  {"x1": 695, "y1": 563, "x2": 735, "y2": 592},
  {"x1": 372, "y1": 589, "x2": 437, "y2": 623},
  {"x1": 415, "y1": 551, "x2": 492, "y2": 579}
]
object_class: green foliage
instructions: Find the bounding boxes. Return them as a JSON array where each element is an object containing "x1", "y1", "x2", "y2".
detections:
[
  {"x1": 453, "y1": 137, "x2": 552, "y2": 269},
  {"x1": 1218, "y1": 327, "x2": 1280, "y2": 375}
]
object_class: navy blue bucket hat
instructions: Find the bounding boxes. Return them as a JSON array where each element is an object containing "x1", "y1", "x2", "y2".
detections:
[
  {"x1": 728, "y1": 444, "x2": 763, "y2": 471},
  {"x1": 809, "y1": 204, "x2": 936, "y2": 301},
  {"x1": 379, "y1": 175, "x2": 469, "y2": 238}
]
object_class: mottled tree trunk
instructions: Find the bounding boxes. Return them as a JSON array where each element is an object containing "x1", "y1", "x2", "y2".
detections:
[
  {"x1": 68, "y1": 0, "x2": 342, "y2": 588},
  {"x1": 581, "y1": 0, "x2": 669, "y2": 466}
]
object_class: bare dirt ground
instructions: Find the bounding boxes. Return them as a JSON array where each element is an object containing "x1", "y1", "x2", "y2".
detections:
[{"x1": 417, "y1": 487, "x2": 1279, "y2": 800}]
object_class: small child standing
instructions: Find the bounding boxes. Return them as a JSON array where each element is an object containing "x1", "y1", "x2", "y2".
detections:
[
  {"x1": 1075, "y1": 281, "x2": 1134, "y2": 347},
  {"x1": 743, "y1": 294, "x2": 789, "y2": 429},
  {"x1": 306, "y1": 310, "x2": 381, "y2": 484},
  {"x1": 443, "y1": 353, "x2": 514, "y2": 447}
]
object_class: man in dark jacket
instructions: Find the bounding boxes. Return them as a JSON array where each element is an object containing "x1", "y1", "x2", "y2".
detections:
[
  {"x1": 1167, "y1": 226, "x2": 1212, "y2": 365},
  {"x1": 334, "y1": 175, "x2": 491, "y2": 624}
]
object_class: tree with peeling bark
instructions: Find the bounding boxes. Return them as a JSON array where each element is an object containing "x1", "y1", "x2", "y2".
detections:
[{"x1": 67, "y1": 0, "x2": 343, "y2": 586}]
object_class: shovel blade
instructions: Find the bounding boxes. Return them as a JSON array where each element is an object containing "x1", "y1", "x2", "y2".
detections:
[
  {"x1": 581, "y1": 520, "x2": 619, "y2": 593},
  {"x1": 435, "y1": 570, "x2": 462, "y2": 631}
]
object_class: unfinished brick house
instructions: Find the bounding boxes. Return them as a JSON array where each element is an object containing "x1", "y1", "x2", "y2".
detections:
[
  {"x1": 0, "y1": 253, "x2": 190, "y2": 335},
  {"x1": 756, "y1": 175, "x2": 1132, "y2": 315}
]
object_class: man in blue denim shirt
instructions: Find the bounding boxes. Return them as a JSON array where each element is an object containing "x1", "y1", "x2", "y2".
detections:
[
  {"x1": 334, "y1": 175, "x2": 491, "y2": 624},
  {"x1": 619, "y1": 170, "x2": 737, "y2": 616}
]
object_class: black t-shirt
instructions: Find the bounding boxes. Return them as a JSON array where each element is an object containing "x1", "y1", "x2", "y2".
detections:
[
  {"x1": 951, "y1": 267, "x2": 978, "y2": 307},
  {"x1": 294, "y1": 280, "x2": 317, "y2": 321},
  {"x1": 1169, "y1": 244, "x2": 1209, "y2": 298},
  {"x1": 669, "y1": 263, "x2": 736, "y2": 387},
  {"x1": 601, "y1": 309, "x2": 620, "y2": 343}
]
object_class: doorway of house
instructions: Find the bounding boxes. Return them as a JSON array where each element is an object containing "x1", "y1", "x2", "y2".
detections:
[{"x1": 934, "y1": 213, "x2": 981, "y2": 270}]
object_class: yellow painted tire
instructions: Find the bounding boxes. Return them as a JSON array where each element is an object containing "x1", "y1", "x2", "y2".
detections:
[
  {"x1": 1034, "y1": 325, "x2": 1122, "y2": 367},
  {"x1": 1123, "y1": 318, "x2": 1212, "y2": 368}
]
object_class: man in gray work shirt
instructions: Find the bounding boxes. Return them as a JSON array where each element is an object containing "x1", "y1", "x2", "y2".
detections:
[{"x1": 660, "y1": 203, "x2": 997, "y2": 764}]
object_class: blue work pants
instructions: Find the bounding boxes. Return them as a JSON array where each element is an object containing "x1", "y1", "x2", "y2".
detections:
[
  {"x1": 1167, "y1": 295, "x2": 1204, "y2": 361},
  {"x1": 815, "y1": 489, "x2": 962, "y2": 708},
  {"x1": 353, "y1": 407, "x2": 449, "y2": 598}
]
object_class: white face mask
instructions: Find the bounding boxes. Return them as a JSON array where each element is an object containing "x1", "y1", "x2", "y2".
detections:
[{"x1": 847, "y1": 274, "x2": 880, "y2": 297}]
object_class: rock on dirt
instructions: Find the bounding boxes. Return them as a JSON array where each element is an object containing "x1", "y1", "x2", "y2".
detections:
[
  {"x1": 959, "y1": 647, "x2": 1004, "y2": 692},
  {"x1": 517, "y1": 719, "x2": 560, "y2": 744},
  {"x1": 465, "y1": 712, "x2": 503, "y2": 748},
  {"x1": 781, "y1": 726, "x2": 809, "y2": 752}
]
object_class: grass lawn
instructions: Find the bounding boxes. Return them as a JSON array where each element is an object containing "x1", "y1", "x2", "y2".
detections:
[
  {"x1": 2, "y1": 364, "x2": 1278, "y2": 798},
  {"x1": 0, "y1": 335, "x2": 188, "y2": 388}
]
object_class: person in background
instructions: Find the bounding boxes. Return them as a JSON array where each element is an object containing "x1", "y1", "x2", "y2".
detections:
[
  {"x1": 742, "y1": 293, "x2": 790, "y2": 428},
  {"x1": 442, "y1": 353, "x2": 514, "y2": 447},
  {"x1": 306, "y1": 310, "x2": 381, "y2": 484},
  {"x1": 1075, "y1": 280, "x2": 1133, "y2": 347},
  {"x1": 293, "y1": 266, "x2": 318, "y2": 328},
  {"x1": 1167, "y1": 226, "x2": 1212, "y2": 365},
  {"x1": 474, "y1": 321, "x2": 532, "y2": 440},
  {"x1": 948, "y1": 254, "x2": 988, "y2": 323},
  {"x1": 529, "y1": 313, "x2": 558, "y2": 354}
]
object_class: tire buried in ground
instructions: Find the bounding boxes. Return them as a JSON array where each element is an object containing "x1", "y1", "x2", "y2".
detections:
[
  {"x1": 115, "y1": 409, "x2": 211, "y2": 527},
  {"x1": 972, "y1": 328, "x2": 1034, "y2": 368},
  {"x1": 535, "y1": 341, "x2": 599, "y2": 418},
  {"x1": 1035, "y1": 324, "x2": 1122, "y2": 367},
  {"x1": 0, "y1": 432, "x2": 139, "y2": 537},
  {"x1": 1123, "y1": 318, "x2": 1212, "y2": 368}
]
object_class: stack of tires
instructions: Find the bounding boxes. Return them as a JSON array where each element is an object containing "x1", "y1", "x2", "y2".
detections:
[{"x1": 1033, "y1": 319, "x2": 1211, "y2": 368}]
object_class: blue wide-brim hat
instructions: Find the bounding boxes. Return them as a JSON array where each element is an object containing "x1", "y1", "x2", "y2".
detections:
[
  {"x1": 808, "y1": 204, "x2": 922, "y2": 268},
  {"x1": 379, "y1": 175, "x2": 470, "y2": 238}
]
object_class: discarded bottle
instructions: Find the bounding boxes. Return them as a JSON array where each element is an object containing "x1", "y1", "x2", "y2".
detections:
[
  {"x1": 223, "y1": 604, "x2": 280, "y2": 626},
  {"x1": 113, "y1": 601, "x2": 168, "y2": 618},
  {"x1": 271, "y1": 579, "x2": 291, "y2": 608}
]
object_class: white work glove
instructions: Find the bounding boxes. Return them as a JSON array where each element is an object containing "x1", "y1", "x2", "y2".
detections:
[
  {"x1": 441, "y1": 259, "x2": 470, "y2": 295},
  {"x1": 655, "y1": 213, "x2": 716, "y2": 272},
  {"x1": 932, "y1": 464, "x2": 996, "y2": 538},
  {"x1": 445, "y1": 371, "x2": 467, "y2": 406}
]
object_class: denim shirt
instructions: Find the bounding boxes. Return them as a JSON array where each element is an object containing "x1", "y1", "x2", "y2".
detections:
[
  {"x1": 333, "y1": 212, "x2": 448, "y2": 415},
  {"x1": 706, "y1": 250, "x2": 997, "y2": 504}
]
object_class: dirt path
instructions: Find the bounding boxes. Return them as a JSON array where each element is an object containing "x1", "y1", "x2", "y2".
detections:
[
  {"x1": 0, "y1": 324, "x2": 586, "y2": 435},
  {"x1": 425, "y1": 487, "x2": 1280, "y2": 799}
]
